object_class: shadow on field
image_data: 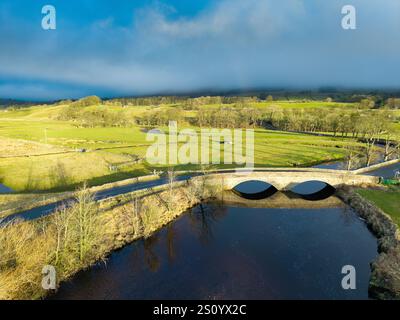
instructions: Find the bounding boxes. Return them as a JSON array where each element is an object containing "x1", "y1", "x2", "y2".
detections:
[{"x1": 42, "y1": 168, "x2": 149, "y2": 193}]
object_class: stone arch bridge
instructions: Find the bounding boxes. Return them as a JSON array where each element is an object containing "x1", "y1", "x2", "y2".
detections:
[{"x1": 191, "y1": 168, "x2": 379, "y2": 191}]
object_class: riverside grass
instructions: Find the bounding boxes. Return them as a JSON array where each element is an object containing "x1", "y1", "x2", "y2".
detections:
[
  {"x1": 0, "y1": 179, "x2": 217, "y2": 300},
  {"x1": 357, "y1": 187, "x2": 400, "y2": 227},
  {"x1": 338, "y1": 186, "x2": 400, "y2": 299}
]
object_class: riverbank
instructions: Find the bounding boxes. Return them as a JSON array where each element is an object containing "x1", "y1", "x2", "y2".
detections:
[
  {"x1": 337, "y1": 186, "x2": 400, "y2": 299},
  {"x1": 0, "y1": 177, "x2": 218, "y2": 300},
  {"x1": 357, "y1": 188, "x2": 400, "y2": 226}
]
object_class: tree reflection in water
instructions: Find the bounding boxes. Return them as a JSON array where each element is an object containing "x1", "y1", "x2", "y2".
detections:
[
  {"x1": 188, "y1": 201, "x2": 228, "y2": 245},
  {"x1": 143, "y1": 235, "x2": 161, "y2": 272},
  {"x1": 166, "y1": 224, "x2": 177, "y2": 263},
  {"x1": 132, "y1": 201, "x2": 228, "y2": 273}
]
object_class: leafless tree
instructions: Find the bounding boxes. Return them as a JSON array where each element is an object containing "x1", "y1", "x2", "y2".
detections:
[
  {"x1": 72, "y1": 184, "x2": 99, "y2": 262},
  {"x1": 53, "y1": 205, "x2": 73, "y2": 266},
  {"x1": 343, "y1": 145, "x2": 361, "y2": 170}
]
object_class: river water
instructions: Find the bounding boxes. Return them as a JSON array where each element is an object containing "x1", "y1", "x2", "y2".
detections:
[
  {"x1": 364, "y1": 163, "x2": 400, "y2": 179},
  {"x1": 0, "y1": 183, "x2": 12, "y2": 194},
  {"x1": 51, "y1": 198, "x2": 377, "y2": 300},
  {"x1": 313, "y1": 160, "x2": 400, "y2": 179}
]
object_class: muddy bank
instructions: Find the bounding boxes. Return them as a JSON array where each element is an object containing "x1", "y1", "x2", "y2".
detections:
[{"x1": 337, "y1": 186, "x2": 400, "y2": 300}]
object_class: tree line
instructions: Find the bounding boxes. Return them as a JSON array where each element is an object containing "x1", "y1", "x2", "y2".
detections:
[{"x1": 105, "y1": 94, "x2": 400, "y2": 109}]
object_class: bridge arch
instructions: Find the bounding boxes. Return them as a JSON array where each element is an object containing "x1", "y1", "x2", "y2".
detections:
[
  {"x1": 288, "y1": 180, "x2": 336, "y2": 201},
  {"x1": 232, "y1": 180, "x2": 278, "y2": 200}
]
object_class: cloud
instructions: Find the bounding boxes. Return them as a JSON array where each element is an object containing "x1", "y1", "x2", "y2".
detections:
[
  {"x1": 91, "y1": 17, "x2": 115, "y2": 30},
  {"x1": 134, "y1": 0, "x2": 306, "y2": 39},
  {"x1": 0, "y1": 0, "x2": 399, "y2": 100}
]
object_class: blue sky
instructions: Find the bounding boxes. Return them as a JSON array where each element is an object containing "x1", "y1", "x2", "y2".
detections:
[{"x1": 0, "y1": 0, "x2": 399, "y2": 100}]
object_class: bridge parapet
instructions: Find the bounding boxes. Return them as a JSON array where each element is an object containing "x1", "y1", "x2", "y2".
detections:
[{"x1": 196, "y1": 170, "x2": 379, "y2": 191}]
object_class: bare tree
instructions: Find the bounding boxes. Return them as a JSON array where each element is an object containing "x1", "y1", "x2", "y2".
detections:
[
  {"x1": 343, "y1": 145, "x2": 361, "y2": 170},
  {"x1": 72, "y1": 184, "x2": 99, "y2": 262},
  {"x1": 364, "y1": 133, "x2": 377, "y2": 167},
  {"x1": 383, "y1": 132, "x2": 400, "y2": 161},
  {"x1": 167, "y1": 167, "x2": 176, "y2": 204},
  {"x1": 362, "y1": 117, "x2": 383, "y2": 167},
  {"x1": 122, "y1": 193, "x2": 143, "y2": 237},
  {"x1": 53, "y1": 205, "x2": 72, "y2": 266}
]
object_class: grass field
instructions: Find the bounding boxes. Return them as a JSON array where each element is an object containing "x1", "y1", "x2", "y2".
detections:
[
  {"x1": 357, "y1": 188, "x2": 400, "y2": 226},
  {"x1": 250, "y1": 101, "x2": 354, "y2": 109},
  {"x1": 0, "y1": 100, "x2": 389, "y2": 192}
]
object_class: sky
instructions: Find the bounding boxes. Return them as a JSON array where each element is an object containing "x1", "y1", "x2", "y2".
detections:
[{"x1": 0, "y1": 0, "x2": 399, "y2": 101}]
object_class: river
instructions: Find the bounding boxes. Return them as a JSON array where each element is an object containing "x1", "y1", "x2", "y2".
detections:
[
  {"x1": 16, "y1": 160, "x2": 392, "y2": 299},
  {"x1": 51, "y1": 199, "x2": 377, "y2": 300},
  {"x1": 0, "y1": 183, "x2": 12, "y2": 194},
  {"x1": 313, "y1": 160, "x2": 400, "y2": 178}
]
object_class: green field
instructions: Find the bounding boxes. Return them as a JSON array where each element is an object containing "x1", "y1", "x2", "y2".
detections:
[
  {"x1": 250, "y1": 101, "x2": 354, "y2": 109},
  {"x1": 357, "y1": 188, "x2": 400, "y2": 226},
  {"x1": 0, "y1": 100, "x2": 393, "y2": 192}
]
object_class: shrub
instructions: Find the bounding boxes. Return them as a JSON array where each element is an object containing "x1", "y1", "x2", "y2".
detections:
[{"x1": 71, "y1": 96, "x2": 102, "y2": 108}]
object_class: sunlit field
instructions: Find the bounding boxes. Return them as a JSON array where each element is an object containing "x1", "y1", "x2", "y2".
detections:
[
  {"x1": 0, "y1": 100, "x2": 375, "y2": 192},
  {"x1": 0, "y1": 97, "x2": 398, "y2": 192}
]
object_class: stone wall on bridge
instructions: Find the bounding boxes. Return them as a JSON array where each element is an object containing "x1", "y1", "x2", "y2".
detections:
[{"x1": 199, "y1": 170, "x2": 379, "y2": 191}]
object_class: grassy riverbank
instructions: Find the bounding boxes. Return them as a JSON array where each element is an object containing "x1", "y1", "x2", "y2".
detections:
[
  {"x1": 357, "y1": 187, "x2": 400, "y2": 226},
  {"x1": 0, "y1": 178, "x2": 217, "y2": 300},
  {"x1": 337, "y1": 186, "x2": 400, "y2": 299}
]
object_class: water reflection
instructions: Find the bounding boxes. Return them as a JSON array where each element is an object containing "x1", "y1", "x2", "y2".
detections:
[
  {"x1": 233, "y1": 180, "x2": 336, "y2": 201},
  {"x1": 166, "y1": 225, "x2": 177, "y2": 263},
  {"x1": 51, "y1": 199, "x2": 377, "y2": 300},
  {"x1": 143, "y1": 235, "x2": 161, "y2": 272},
  {"x1": 290, "y1": 181, "x2": 336, "y2": 201},
  {"x1": 233, "y1": 181, "x2": 278, "y2": 200},
  {"x1": 188, "y1": 202, "x2": 228, "y2": 245}
]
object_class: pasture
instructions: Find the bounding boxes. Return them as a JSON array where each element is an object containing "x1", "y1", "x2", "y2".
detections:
[{"x1": 0, "y1": 100, "x2": 393, "y2": 192}]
